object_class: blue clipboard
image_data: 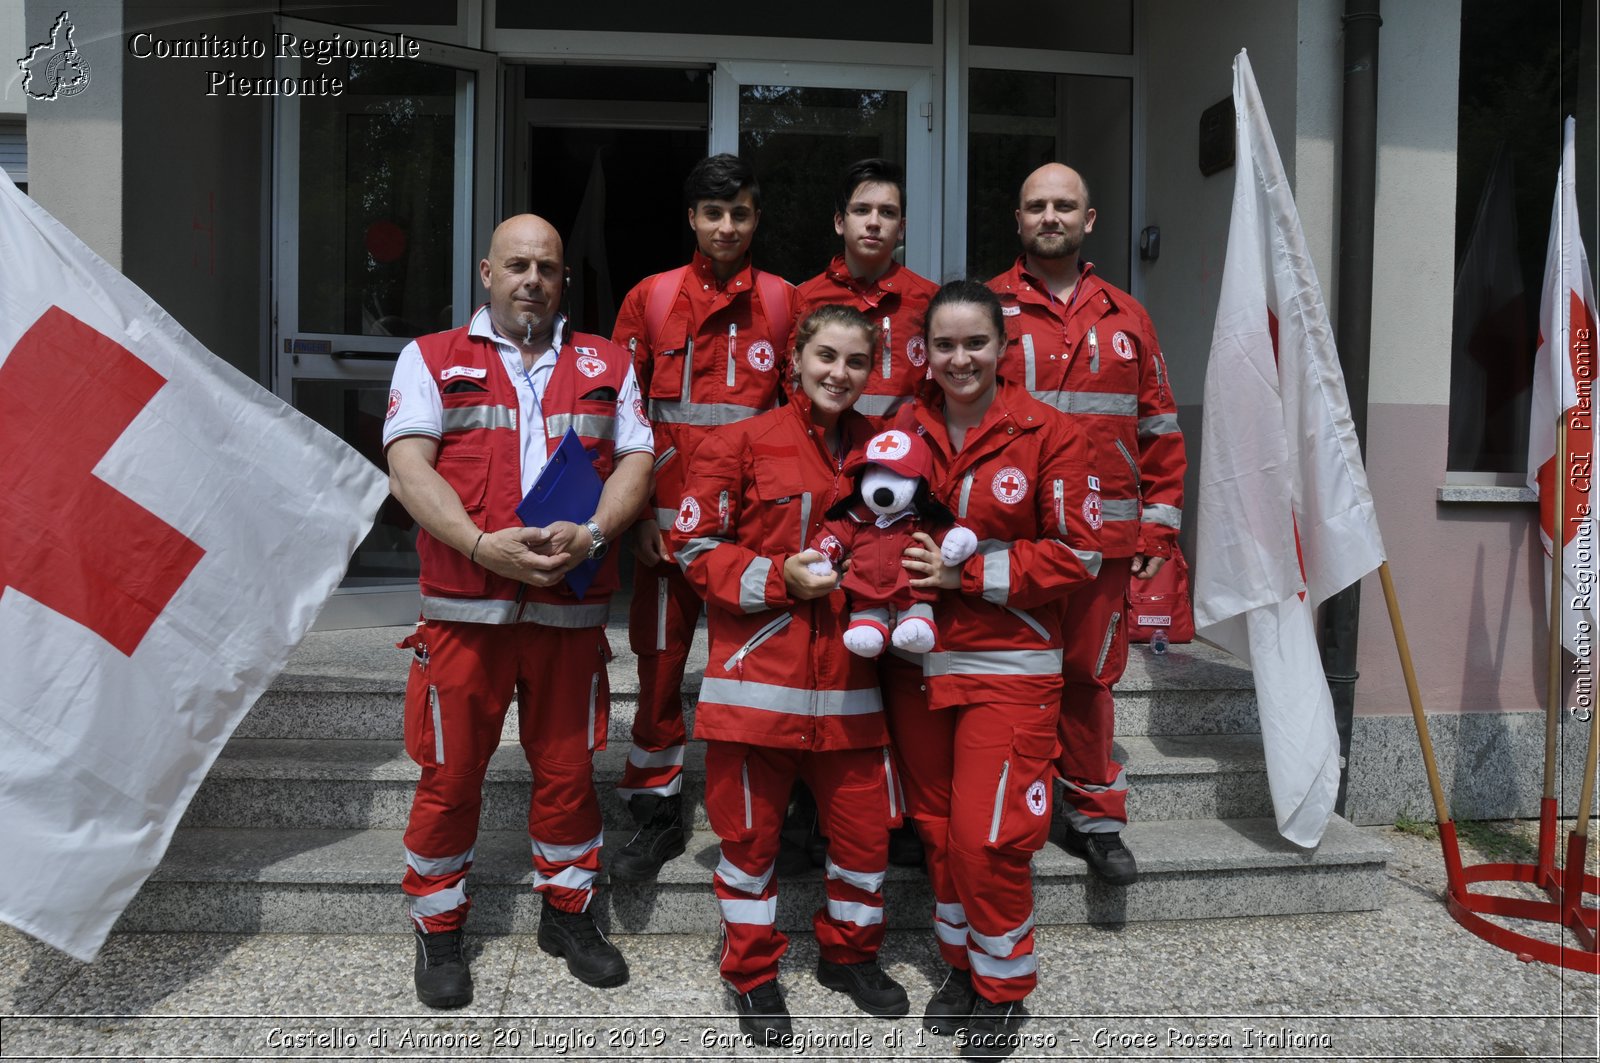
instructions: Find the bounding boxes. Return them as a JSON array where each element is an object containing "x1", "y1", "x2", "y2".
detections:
[{"x1": 516, "y1": 428, "x2": 604, "y2": 599}]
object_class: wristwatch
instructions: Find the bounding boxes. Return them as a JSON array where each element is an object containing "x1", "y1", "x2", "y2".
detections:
[{"x1": 583, "y1": 520, "x2": 607, "y2": 560}]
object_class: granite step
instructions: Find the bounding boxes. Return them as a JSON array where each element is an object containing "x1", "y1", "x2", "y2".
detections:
[
  {"x1": 119, "y1": 816, "x2": 1388, "y2": 936},
  {"x1": 179, "y1": 732, "x2": 1274, "y2": 832}
]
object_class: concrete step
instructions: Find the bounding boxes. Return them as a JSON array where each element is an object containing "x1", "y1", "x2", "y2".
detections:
[
  {"x1": 120, "y1": 816, "x2": 1388, "y2": 936},
  {"x1": 179, "y1": 732, "x2": 1273, "y2": 832}
]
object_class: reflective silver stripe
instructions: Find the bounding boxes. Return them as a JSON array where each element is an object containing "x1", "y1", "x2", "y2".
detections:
[
  {"x1": 1035, "y1": 390, "x2": 1137, "y2": 416},
  {"x1": 852, "y1": 393, "x2": 907, "y2": 418},
  {"x1": 969, "y1": 950, "x2": 1037, "y2": 981},
  {"x1": 1021, "y1": 334, "x2": 1037, "y2": 392},
  {"x1": 936, "y1": 901, "x2": 967, "y2": 926},
  {"x1": 1113, "y1": 436, "x2": 1140, "y2": 479},
  {"x1": 698, "y1": 677, "x2": 881, "y2": 716},
  {"x1": 825, "y1": 857, "x2": 885, "y2": 894},
  {"x1": 982, "y1": 548, "x2": 1011, "y2": 606},
  {"x1": 655, "y1": 578, "x2": 669, "y2": 651},
  {"x1": 1006, "y1": 606, "x2": 1051, "y2": 642},
  {"x1": 428, "y1": 685, "x2": 444, "y2": 763},
  {"x1": 717, "y1": 852, "x2": 774, "y2": 895},
  {"x1": 1073, "y1": 547, "x2": 1103, "y2": 578},
  {"x1": 531, "y1": 833, "x2": 603, "y2": 865},
  {"x1": 738, "y1": 556, "x2": 773, "y2": 613},
  {"x1": 969, "y1": 914, "x2": 1036, "y2": 958},
  {"x1": 676, "y1": 535, "x2": 724, "y2": 569},
  {"x1": 718, "y1": 489, "x2": 730, "y2": 532},
  {"x1": 1087, "y1": 324, "x2": 1099, "y2": 373},
  {"x1": 627, "y1": 744, "x2": 686, "y2": 770},
  {"x1": 410, "y1": 883, "x2": 468, "y2": 921},
  {"x1": 958, "y1": 471, "x2": 974, "y2": 518},
  {"x1": 534, "y1": 864, "x2": 597, "y2": 892},
  {"x1": 988, "y1": 760, "x2": 1009, "y2": 843},
  {"x1": 799, "y1": 491, "x2": 813, "y2": 548},
  {"x1": 882, "y1": 749, "x2": 898, "y2": 820},
  {"x1": 1142, "y1": 503, "x2": 1183, "y2": 530},
  {"x1": 544, "y1": 413, "x2": 615, "y2": 440},
  {"x1": 587, "y1": 673, "x2": 598, "y2": 751},
  {"x1": 720, "y1": 897, "x2": 777, "y2": 925},
  {"x1": 1094, "y1": 611, "x2": 1121, "y2": 677},
  {"x1": 655, "y1": 506, "x2": 678, "y2": 529},
  {"x1": 726, "y1": 323, "x2": 738, "y2": 387},
  {"x1": 440, "y1": 405, "x2": 516, "y2": 432},
  {"x1": 1101, "y1": 498, "x2": 1139, "y2": 522},
  {"x1": 418, "y1": 596, "x2": 608, "y2": 627},
  {"x1": 923, "y1": 648, "x2": 1062, "y2": 677},
  {"x1": 935, "y1": 919, "x2": 968, "y2": 946},
  {"x1": 826, "y1": 899, "x2": 884, "y2": 926},
  {"x1": 648, "y1": 399, "x2": 763, "y2": 426},
  {"x1": 681, "y1": 337, "x2": 695, "y2": 401},
  {"x1": 881, "y1": 317, "x2": 892, "y2": 378},
  {"x1": 653, "y1": 445, "x2": 677, "y2": 474},
  {"x1": 723, "y1": 613, "x2": 792, "y2": 670},
  {"x1": 1138, "y1": 413, "x2": 1181, "y2": 438},
  {"x1": 1053, "y1": 479, "x2": 1067, "y2": 536},
  {"x1": 741, "y1": 760, "x2": 753, "y2": 830},
  {"x1": 405, "y1": 846, "x2": 474, "y2": 878}
]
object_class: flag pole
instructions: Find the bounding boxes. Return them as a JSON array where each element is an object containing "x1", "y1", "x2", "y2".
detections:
[{"x1": 1540, "y1": 418, "x2": 1568, "y2": 886}]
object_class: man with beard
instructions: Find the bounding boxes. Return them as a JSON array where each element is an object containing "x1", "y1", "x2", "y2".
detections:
[{"x1": 988, "y1": 163, "x2": 1186, "y2": 886}]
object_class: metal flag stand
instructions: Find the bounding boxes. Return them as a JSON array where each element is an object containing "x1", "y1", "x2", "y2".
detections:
[{"x1": 1390, "y1": 418, "x2": 1598, "y2": 972}]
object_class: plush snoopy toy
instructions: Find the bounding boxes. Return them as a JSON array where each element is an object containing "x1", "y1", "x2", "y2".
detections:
[{"x1": 807, "y1": 429, "x2": 978, "y2": 657}]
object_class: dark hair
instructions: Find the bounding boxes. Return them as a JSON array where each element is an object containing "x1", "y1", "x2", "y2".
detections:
[
  {"x1": 791, "y1": 303, "x2": 875, "y2": 358},
  {"x1": 925, "y1": 279, "x2": 1006, "y2": 344},
  {"x1": 684, "y1": 153, "x2": 760, "y2": 211},
  {"x1": 835, "y1": 157, "x2": 906, "y2": 215}
]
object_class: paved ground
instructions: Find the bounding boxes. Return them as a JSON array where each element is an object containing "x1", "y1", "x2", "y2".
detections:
[{"x1": 1, "y1": 823, "x2": 1595, "y2": 1061}]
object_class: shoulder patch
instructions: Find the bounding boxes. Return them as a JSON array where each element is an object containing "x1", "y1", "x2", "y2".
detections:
[{"x1": 992, "y1": 466, "x2": 1029, "y2": 504}]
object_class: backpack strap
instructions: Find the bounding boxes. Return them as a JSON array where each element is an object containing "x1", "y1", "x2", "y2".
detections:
[
  {"x1": 643, "y1": 265, "x2": 690, "y2": 352},
  {"x1": 752, "y1": 269, "x2": 793, "y2": 334}
]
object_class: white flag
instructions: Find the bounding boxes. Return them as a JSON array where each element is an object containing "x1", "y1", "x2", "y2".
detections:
[
  {"x1": 1194, "y1": 50, "x2": 1387, "y2": 848},
  {"x1": 0, "y1": 167, "x2": 389, "y2": 961},
  {"x1": 1525, "y1": 116, "x2": 1598, "y2": 658}
]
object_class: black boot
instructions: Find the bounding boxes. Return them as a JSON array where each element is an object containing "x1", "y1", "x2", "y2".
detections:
[
  {"x1": 537, "y1": 898, "x2": 629, "y2": 987},
  {"x1": 960, "y1": 994, "x2": 1025, "y2": 1060},
  {"x1": 888, "y1": 823, "x2": 926, "y2": 868},
  {"x1": 817, "y1": 958, "x2": 909, "y2": 1017},
  {"x1": 732, "y1": 978, "x2": 794, "y2": 1047},
  {"x1": 413, "y1": 927, "x2": 473, "y2": 1008},
  {"x1": 1061, "y1": 823, "x2": 1138, "y2": 885},
  {"x1": 922, "y1": 965, "x2": 976, "y2": 1036},
  {"x1": 608, "y1": 793, "x2": 687, "y2": 882}
]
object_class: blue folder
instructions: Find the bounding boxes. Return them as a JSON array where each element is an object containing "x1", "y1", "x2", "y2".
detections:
[{"x1": 516, "y1": 428, "x2": 604, "y2": 599}]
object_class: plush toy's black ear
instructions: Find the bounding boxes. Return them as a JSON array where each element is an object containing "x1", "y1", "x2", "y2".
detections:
[
  {"x1": 825, "y1": 485, "x2": 864, "y2": 521},
  {"x1": 913, "y1": 481, "x2": 957, "y2": 526}
]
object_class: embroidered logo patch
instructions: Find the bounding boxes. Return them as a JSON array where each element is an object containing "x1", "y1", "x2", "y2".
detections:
[
  {"x1": 576, "y1": 354, "x2": 607, "y2": 378},
  {"x1": 868, "y1": 429, "x2": 913, "y2": 461},
  {"x1": 992, "y1": 466, "x2": 1028, "y2": 504},
  {"x1": 1001, "y1": 305, "x2": 1022, "y2": 316},
  {"x1": 1112, "y1": 330, "x2": 1134, "y2": 361},
  {"x1": 818, "y1": 534, "x2": 844, "y2": 563},
  {"x1": 386, "y1": 389, "x2": 401, "y2": 419},
  {"x1": 746, "y1": 339, "x2": 776, "y2": 373},
  {"x1": 440, "y1": 365, "x2": 487, "y2": 381},
  {"x1": 906, "y1": 335, "x2": 927, "y2": 367},
  {"x1": 1087, "y1": 474, "x2": 1101, "y2": 492},
  {"x1": 674, "y1": 496, "x2": 702, "y2": 533},
  {"x1": 633, "y1": 397, "x2": 651, "y2": 427},
  {"x1": 1083, "y1": 491, "x2": 1103, "y2": 530},
  {"x1": 1026, "y1": 780, "x2": 1048, "y2": 816}
]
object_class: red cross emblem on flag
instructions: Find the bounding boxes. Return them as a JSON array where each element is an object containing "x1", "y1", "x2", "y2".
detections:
[{"x1": 992, "y1": 466, "x2": 1028, "y2": 504}]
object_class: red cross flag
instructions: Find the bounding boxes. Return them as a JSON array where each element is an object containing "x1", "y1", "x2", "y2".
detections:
[
  {"x1": 1526, "y1": 116, "x2": 1599, "y2": 658},
  {"x1": 1193, "y1": 51, "x2": 1386, "y2": 848},
  {"x1": 0, "y1": 168, "x2": 388, "y2": 960}
]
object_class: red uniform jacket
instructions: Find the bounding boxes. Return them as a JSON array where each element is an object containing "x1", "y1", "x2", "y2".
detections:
[
  {"x1": 409, "y1": 319, "x2": 636, "y2": 626},
  {"x1": 667, "y1": 395, "x2": 886, "y2": 751},
  {"x1": 988, "y1": 258, "x2": 1186, "y2": 560},
  {"x1": 891, "y1": 380, "x2": 1103, "y2": 709},
  {"x1": 613, "y1": 251, "x2": 794, "y2": 554},
  {"x1": 787, "y1": 256, "x2": 939, "y2": 421}
]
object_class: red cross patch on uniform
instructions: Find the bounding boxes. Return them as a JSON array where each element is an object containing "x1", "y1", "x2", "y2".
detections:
[
  {"x1": 870, "y1": 430, "x2": 912, "y2": 461},
  {"x1": 386, "y1": 389, "x2": 401, "y2": 420},
  {"x1": 818, "y1": 534, "x2": 843, "y2": 563},
  {"x1": 992, "y1": 466, "x2": 1028, "y2": 504},
  {"x1": 674, "y1": 496, "x2": 702, "y2": 533},
  {"x1": 576, "y1": 353, "x2": 607, "y2": 378},
  {"x1": 1026, "y1": 780, "x2": 1048, "y2": 816},
  {"x1": 906, "y1": 335, "x2": 927, "y2": 367},
  {"x1": 1112, "y1": 330, "x2": 1134, "y2": 361},
  {"x1": 633, "y1": 397, "x2": 650, "y2": 427},
  {"x1": 1083, "y1": 491, "x2": 1103, "y2": 530},
  {"x1": 746, "y1": 340, "x2": 776, "y2": 373}
]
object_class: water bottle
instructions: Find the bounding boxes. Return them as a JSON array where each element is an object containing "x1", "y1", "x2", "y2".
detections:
[{"x1": 1150, "y1": 627, "x2": 1169, "y2": 655}]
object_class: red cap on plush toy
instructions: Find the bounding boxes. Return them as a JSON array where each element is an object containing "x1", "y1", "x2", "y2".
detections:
[{"x1": 847, "y1": 428, "x2": 933, "y2": 479}]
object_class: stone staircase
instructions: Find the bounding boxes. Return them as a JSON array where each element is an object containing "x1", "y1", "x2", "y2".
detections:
[{"x1": 117, "y1": 619, "x2": 1389, "y2": 935}]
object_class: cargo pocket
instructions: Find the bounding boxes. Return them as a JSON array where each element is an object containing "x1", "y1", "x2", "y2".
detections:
[
  {"x1": 704, "y1": 743, "x2": 759, "y2": 844},
  {"x1": 985, "y1": 727, "x2": 1061, "y2": 855},
  {"x1": 400, "y1": 630, "x2": 444, "y2": 769},
  {"x1": 588, "y1": 635, "x2": 612, "y2": 752}
]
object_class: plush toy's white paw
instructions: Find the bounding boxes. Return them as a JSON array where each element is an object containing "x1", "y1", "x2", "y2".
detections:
[
  {"x1": 806, "y1": 559, "x2": 834, "y2": 578},
  {"x1": 892, "y1": 617, "x2": 936, "y2": 654},
  {"x1": 941, "y1": 526, "x2": 979, "y2": 565},
  {"x1": 843, "y1": 626, "x2": 886, "y2": 658}
]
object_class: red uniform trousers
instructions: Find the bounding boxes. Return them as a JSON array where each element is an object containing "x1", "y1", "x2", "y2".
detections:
[
  {"x1": 1056, "y1": 563, "x2": 1132, "y2": 830},
  {"x1": 400, "y1": 620, "x2": 610, "y2": 930},
  {"x1": 704, "y1": 741, "x2": 898, "y2": 992},
  {"x1": 882, "y1": 656, "x2": 1058, "y2": 1004},
  {"x1": 618, "y1": 557, "x2": 703, "y2": 800}
]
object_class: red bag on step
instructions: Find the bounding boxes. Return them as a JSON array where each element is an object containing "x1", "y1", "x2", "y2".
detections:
[{"x1": 1126, "y1": 546, "x2": 1194, "y2": 644}]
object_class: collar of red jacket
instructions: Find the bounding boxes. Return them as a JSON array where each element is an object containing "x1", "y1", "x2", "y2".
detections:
[
  {"x1": 825, "y1": 253, "x2": 902, "y2": 296},
  {"x1": 691, "y1": 249, "x2": 756, "y2": 296},
  {"x1": 907, "y1": 378, "x2": 1045, "y2": 460}
]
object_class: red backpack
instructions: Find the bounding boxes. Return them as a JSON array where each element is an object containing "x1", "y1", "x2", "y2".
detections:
[{"x1": 1126, "y1": 545, "x2": 1195, "y2": 643}]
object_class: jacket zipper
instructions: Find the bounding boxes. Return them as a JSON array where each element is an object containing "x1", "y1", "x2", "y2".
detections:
[
  {"x1": 988, "y1": 759, "x2": 1010, "y2": 843},
  {"x1": 726, "y1": 323, "x2": 738, "y2": 387},
  {"x1": 1053, "y1": 478, "x2": 1067, "y2": 536},
  {"x1": 723, "y1": 612, "x2": 793, "y2": 670},
  {"x1": 1087, "y1": 324, "x2": 1100, "y2": 373},
  {"x1": 1113, "y1": 437, "x2": 1140, "y2": 482},
  {"x1": 681, "y1": 337, "x2": 694, "y2": 401},
  {"x1": 587, "y1": 672, "x2": 599, "y2": 751},
  {"x1": 881, "y1": 316, "x2": 892, "y2": 379}
]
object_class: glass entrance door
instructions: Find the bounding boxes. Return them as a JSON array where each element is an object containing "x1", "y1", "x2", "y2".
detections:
[
  {"x1": 711, "y1": 63, "x2": 937, "y2": 283},
  {"x1": 273, "y1": 18, "x2": 496, "y2": 627}
]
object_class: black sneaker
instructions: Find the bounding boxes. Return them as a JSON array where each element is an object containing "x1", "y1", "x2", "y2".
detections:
[
  {"x1": 732, "y1": 978, "x2": 794, "y2": 1047},
  {"x1": 1062, "y1": 824, "x2": 1138, "y2": 885},
  {"x1": 888, "y1": 823, "x2": 926, "y2": 868},
  {"x1": 922, "y1": 965, "x2": 977, "y2": 1036},
  {"x1": 412, "y1": 927, "x2": 473, "y2": 1009},
  {"x1": 960, "y1": 995, "x2": 1025, "y2": 1060},
  {"x1": 537, "y1": 899, "x2": 629, "y2": 987},
  {"x1": 816, "y1": 958, "x2": 910, "y2": 1017},
  {"x1": 608, "y1": 794, "x2": 687, "y2": 883}
]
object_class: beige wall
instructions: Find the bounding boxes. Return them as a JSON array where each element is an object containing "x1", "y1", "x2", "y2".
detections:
[{"x1": 2, "y1": 1, "x2": 27, "y2": 115}]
